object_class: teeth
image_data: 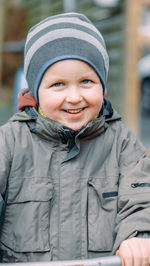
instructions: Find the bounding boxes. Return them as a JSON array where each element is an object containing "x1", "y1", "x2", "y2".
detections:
[{"x1": 67, "y1": 109, "x2": 82, "y2": 114}]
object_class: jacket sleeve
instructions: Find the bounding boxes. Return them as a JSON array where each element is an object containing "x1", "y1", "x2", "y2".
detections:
[
  {"x1": 112, "y1": 123, "x2": 150, "y2": 253},
  {"x1": 0, "y1": 123, "x2": 13, "y2": 218}
]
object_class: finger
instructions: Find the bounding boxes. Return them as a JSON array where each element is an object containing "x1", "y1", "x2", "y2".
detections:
[
  {"x1": 129, "y1": 238, "x2": 142, "y2": 266},
  {"x1": 132, "y1": 238, "x2": 150, "y2": 266},
  {"x1": 138, "y1": 239, "x2": 150, "y2": 266},
  {"x1": 116, "y1": 250, "x2": 125, "y2": 266},
  {"x1": 117, "y1": 240, "x2": 134, "y2": 266},
  {"x1": 119, "y1": 238, "x2": 150, "y2": 266}
]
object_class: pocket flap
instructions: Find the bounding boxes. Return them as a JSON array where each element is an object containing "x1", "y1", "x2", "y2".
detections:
[{"x1": 7, "y1": 177, "x2": 53, "y2": 203}]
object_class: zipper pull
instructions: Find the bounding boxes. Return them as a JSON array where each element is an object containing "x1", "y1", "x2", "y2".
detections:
[
  {"x1": 131, "y1": 182, "x2": 150, "y2": 188},
  {"x1": 131, "y1": 183, "x2": 140, "y2": 188}
]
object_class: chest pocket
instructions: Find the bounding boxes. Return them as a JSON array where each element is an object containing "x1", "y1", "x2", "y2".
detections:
[
  {"x1": 87, "y1": 177, "x2": 118, "y2": 252},
  {"x1": 0, "y1": 177, "x2": 53, "y2": 253}
]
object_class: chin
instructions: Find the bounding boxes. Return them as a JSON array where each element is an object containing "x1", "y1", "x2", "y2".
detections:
[
  {"x1": 63, "y1": 121, "x2": 88, "y2": 131},
  {"x1": 68, "y1": 124, "x2": 86, "y2": 131}
]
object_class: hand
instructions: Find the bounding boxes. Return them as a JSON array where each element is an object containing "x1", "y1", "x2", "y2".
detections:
[{"x1": 116, "y1": 237, "x2": 150, "y2": 266}]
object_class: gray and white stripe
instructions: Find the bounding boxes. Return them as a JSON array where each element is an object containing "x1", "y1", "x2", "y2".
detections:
[
  {"x1": 24, "y1": 28, "x2": 109, "y2": 78},
  {"x1": 24, "y1": 12, "x2": 109, "y2": 96},
  {"x1": 26, "y1": 17, "x2": 105, "y2": 46}
]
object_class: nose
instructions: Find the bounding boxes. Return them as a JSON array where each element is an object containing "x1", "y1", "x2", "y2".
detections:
[{"x1": 65, "y1": 86, "x2": 83, "y2": 104}]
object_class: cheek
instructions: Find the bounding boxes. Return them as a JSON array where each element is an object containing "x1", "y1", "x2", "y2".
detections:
[
  {"x1": 94, "y1": 100, "x2": 103, "y2": 115},
  {"x1": 87, "y1": 91, "x2": 103, "y2": 109},
  {"x1": 40, "y1": 99, "x2": 58, "y2": 113},
  {"x1": 90, "y1": 94, "x2": 104, "y2": 115},
  {"x1": 39, "y1": 91, "x2": 60, "y2": 110}
]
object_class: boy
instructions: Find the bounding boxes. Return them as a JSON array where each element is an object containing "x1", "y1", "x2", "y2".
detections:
[{"x1": 0, "y1": 12, "x2": 150, "y2": 265}]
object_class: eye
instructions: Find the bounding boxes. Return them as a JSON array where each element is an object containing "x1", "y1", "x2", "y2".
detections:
[
  {"x1": 81, "y1": 79, "x2": 91, "y2": 85},
  {"x1": 52, "y1": 82, "x2": 63, "y2": 87}
]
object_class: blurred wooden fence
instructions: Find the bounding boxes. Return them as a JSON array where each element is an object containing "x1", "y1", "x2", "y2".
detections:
[{"x1": 0, "y1": 0, "x2": 6, "y2": 88}]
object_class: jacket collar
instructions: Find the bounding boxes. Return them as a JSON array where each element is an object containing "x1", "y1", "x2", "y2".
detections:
[{"x1": 10, "y1": 107, "x2": 107, "y2": 139}]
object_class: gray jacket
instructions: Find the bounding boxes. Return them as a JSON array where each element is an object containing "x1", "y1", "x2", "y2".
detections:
[{"x1": 0, "y1": 103, "x2": 150, "y2": 262}]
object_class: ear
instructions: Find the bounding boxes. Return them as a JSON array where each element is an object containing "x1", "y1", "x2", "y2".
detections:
[{"x1": 104, "y1": 87, "x2": 107, "y2": 98}]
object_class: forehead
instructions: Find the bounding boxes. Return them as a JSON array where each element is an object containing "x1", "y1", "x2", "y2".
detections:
[{"x1": 42, "y1": 59, "x2": 99, "y2": 78}]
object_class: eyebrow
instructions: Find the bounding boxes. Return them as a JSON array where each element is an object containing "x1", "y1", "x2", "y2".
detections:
[
  {"x1": 79, "y1": 72, "x2": 99, "y2": 79},
  {"x1": 41, "y1": 70, "x2": 99, "y2": 85}
]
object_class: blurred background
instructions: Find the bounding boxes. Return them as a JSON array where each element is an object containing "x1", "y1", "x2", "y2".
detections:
[{"x1": 0, "y1": 0, "x2": 150, "y2": 155}]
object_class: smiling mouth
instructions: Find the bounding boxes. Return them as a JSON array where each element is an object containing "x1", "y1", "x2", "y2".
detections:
[{"x1": 65, "y1": 108, "x2": 84, "y2": 114}]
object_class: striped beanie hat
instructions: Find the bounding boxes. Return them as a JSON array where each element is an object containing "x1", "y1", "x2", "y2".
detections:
[{"x1": 24, "y1": 12, "x2": 109, "y2": 102}]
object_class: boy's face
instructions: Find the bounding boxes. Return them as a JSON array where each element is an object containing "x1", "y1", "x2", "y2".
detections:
[{"x1": 38, "y1": 59, "x2": 104, "y2": 131}]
